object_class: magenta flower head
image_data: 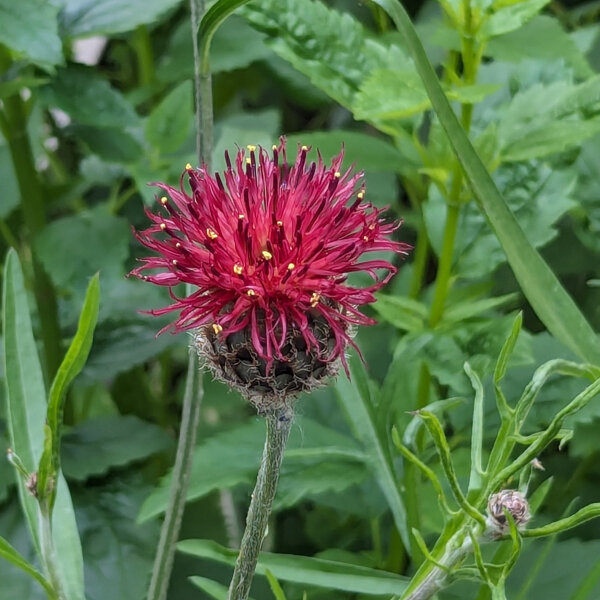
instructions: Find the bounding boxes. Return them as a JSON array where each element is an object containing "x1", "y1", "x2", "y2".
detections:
[{"x1": 131, "y1": 139, "x2": 410, "y2": 412}]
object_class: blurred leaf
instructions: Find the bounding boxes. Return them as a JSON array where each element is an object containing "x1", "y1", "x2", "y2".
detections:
[
  {"x1": 138, "y1": 416, "x2": 364, "y2": 522},
  {"x1": 73, "y1": 125, "x2": 144, "y2": 164},
  {"x1": 574, "y1": 135, "x2": 600, "y2": 254},
  {"x1": 0, "y1": 75, "x2": 49, "y2": 101},
  {"x1": 75, "y1": 479, "x2": 159, "y2": 600},
  {"x1": 38, "y1": 274, "x2": 99, "y2": 504},
  {"x1": 180, "y1": 539, "x2": 410, "y2": 595},
  {"x1": 190, "y1": 576, "x2": 259, "y2": 600},
  {"x1": 0, "y1": 0, "x2": 62, "y2": 69},
  {"x1": 442, "y1": 293, "x2": 519, "y2": 325},
  {"x1": 480, "y1": 0, "x2": 551, "y2": 38},
  {"x1": 2, "y1": 250, "x2": 85, "y2": 600},
  {"x1": 212, "y1": 109, "x2": 281, "y2": 171},
  {"x1": 265, "y1": 570, "x2": 287, "y2": 600},
  {"x1": 0, "y1": 142, "x2": 19, "y2": 218},
  {"x1": 0, "y1": 536, "x2": 52, "y2": 597},
  {"x1": 485, "y1": 16, "x2": 593, "y2": 78},
  {"x1": 41, "y1": 66, "x2": 139, "y2": 128},
  {"x1": 335, "y1": 354, "x2": 409, "y2": 549},
  {"x1": 59, "y1": 0, "x2": 184, "y2": 37},
  {"x1": 145, "y1": 81, "x2": 193, "y2": 153},
  {"x1": 35, "y1": 207, "x2": 129, "y2": 294},
  {"x1": 507, "y1": 538, "x2": 600, "y2": 599},
  {"x1": 285, "y1": 130, "x2": 404, "y2": 173},
  {"x1": 62, "y1": 415, "x2": 172, "y2": 480},
  {"x1": 371, "y1": 294, "x2": 427, "y2": 332}
]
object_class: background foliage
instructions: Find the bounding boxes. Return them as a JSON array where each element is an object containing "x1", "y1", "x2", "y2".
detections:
[{"x1": 1, "y1": 0, "x2": 600, "y2": 598}]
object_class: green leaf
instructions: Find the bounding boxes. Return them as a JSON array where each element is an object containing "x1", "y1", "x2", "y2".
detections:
[
  {"x1": 2, "y1": 249, "x2": 85, "y2": 600},
  {"x1": 0, "y1": 141, "x2": 19, "y2": 218},
  {"x1": 0, "y1": 0, "x2": 62, "y2": 69},
  {"x1": 0, "y1": 75, "x2": 49, "y2": 101},
  {"x1": 190, "y1": 576, "x2": 259, "y2": 600},
  {"x1": 72, "y1": 125, "x2": 144, "y2": 164},
  {"x1": 371, "y1": 294, "x2": 427, "y2": 332},
  {"x1": 285, "y1": 130, "x2": 404, "y2": 173},
  {"x1": 442, "y1": 293, "x2": 519, "y2": 324},
  {"x1": 334, "y1": 354, "x2": 409, "y2": 549},
  {"x1": 373, "y1": 0, "x2": 600, "y2": 366},
  {"x1": 0, "y1": 536, "x2": 53, "y2": 597},
  {"x1": 59, "y1": 0, "x2": 184, "y2": 37},
  {"x1": 40, "y1": 66, "x2": 139, "y2": 128},
  {"x1": 62, "y1": 415, "x2": 173, "y2": 481},
  {"x1": 480, "y1": 0, "x2": 551, "y2": 38},
  {"x1": 35, "y1": 207, "x2": 130, "y2": 295},
  {"x1": 145, "y1": 81, "x2": 193, "y2": 153},
  {"x1": 37, "y1": 275, "x2": 99, "y2": 505},
  {"x1": 265, "y1": 570, "x2": 287, "y2": 600},
  {"x1": 465, "y1": 363, "x2": 484, "y2": 493},
  {"x1": 485, "y1": 16, "x2": 593, "y2": 78},
  {"x1": 241, "y1": 0, "x2": 405, "y2": 110},
  {"x1": 138, "y1": 416, "x2": 364, "y2": 522},
  {"x1": 179, "y1": 539, "x2": 410, "y2": 595}
]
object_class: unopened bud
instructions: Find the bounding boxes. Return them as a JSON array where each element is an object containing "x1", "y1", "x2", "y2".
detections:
[{"x1": 486, "y1": 489, "x2": 531, "y2": 536}]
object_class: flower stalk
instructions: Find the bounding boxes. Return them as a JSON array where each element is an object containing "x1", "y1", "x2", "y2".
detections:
[{"x1": 228, "y1": 408, "x2": 293, "y2": 600}]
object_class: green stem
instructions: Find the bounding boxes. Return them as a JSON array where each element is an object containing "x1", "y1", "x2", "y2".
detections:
[
  {"x1": 191, "y1": 0, "x2": 213, "y2": 168},
  {"x1": 146, "y1": 3, "x2": 212, "y2": 596},
  {"x1": 133, "y1": 26, "x2": 155, "y2": 86},
  {"x1": 38, "y1": 504, "x2": 65, "y2": 600},
  {"x1": 228, "y1": 409, "x2": 293, "y2": 600},
  {"x1": 146, "y1": 351, "x2": 204, "y2": 600},
  {"x1": 0, "y1": 51, "x2": 62, "y2": 380}
]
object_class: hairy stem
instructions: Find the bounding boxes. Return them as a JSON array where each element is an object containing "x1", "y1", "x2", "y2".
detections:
[
  {"x1": 228, "y1": 409, "x2": 293, "y2": 600},
  {"x1": 146, "y1": 350, "x2": 204, "y2": 600}
]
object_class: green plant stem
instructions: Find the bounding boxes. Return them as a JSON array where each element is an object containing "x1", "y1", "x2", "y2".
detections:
[
  {"x1": 0, "y1": 55, "x2": 61, "y2": 380},
  {"x1": 146, "y1": 351, "x2": 204, "y2": 600},
  {"x1": 228, "y1": 409, "x2": 293, "y2": 600},
  {"x1": 133, "y1": 26, "x2": 155, "y2": 86},
  {"x1": 192, "y1": 0, "x2": 213, "y2": 168},
  {"x1": 38, "y1": 504, "x2": 65, "y2": 600}
]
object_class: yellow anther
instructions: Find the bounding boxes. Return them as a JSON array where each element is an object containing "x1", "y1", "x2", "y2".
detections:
[
  {"x1": 185, "y1": 163, "x2": 193, "y2": 170},
  {"x1": 175, "y1": 242, "x2": 182, "y2": 248},
  {"x1": 363, "y1": 235, "x2": 369, "y2": 242},
  {"x1": 276, "y1": 220, "x2": 283, "y2": 227},
  {"x1": 287, "y1": 263, "x2": 295, "y2": 270},
  {"x1": 206, "y1": 228, "x2": 218, "y2": 240},
  {"x1": 247, "y1": 144, "x2": 257, "y2": 152},
  {"x1": 172, "y1": 259, "x2": 178, "y2": 265},
  {"x1": 238, "y1": 214, "x2": 245, "y2": 220},
  {"x1": 233, "y1": 264, "x2": 244, "y2": 275},
  {"x1": 212, "y1": 323, "x2": 223, "y2": 334},
  {"x1": 159, "y1": 223, "x2": 166, "y2": 230},
  {"x1": 245, "y1": 157, "x2": 252, "y2": 165},
  {"x1": 357, "y1": 191, "x2": 365, "y2": 199},
  {"x1": 261, "y1": 250, "x2": 273, "y2": 260},
  {"x1": 368, "y1": 223, "x2": 376, "y2": 230},
  {"x1": 301, "y1": 145, "x2": 308, "y2": 151},
  {"x1": 272, "y1": 144, "x2": 278, "y2": 151},
  {"x1": 247, "y1": 289, "x2": 256, "y2": 297},
  {"x1": 334, "y1": 171, "x2": 341, "y2": 178},
  {"x1": 160, "y1": 196, "x2": 168, "y2": 205},
  {"x1": 310, "y1": 292, "x2": 320, "y2": 307}
]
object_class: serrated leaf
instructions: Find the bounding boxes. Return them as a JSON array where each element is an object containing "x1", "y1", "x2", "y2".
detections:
[
  {"x1": 0, "y1": 0, "x2": 62, "y2": 69},
  {"x1": 40, "y1": 66, "x2": 139, "y2": 128},
  {"x1": 180, "y1": 539, "x2": 410, "y2": 595},
  {"x1": 2, "y1": 250, "x2": 85, "y2": 600},
  {"x1": 59, "y1": 0, "x2": 184, "y2": 37},
  {"x1": 480, "y1": 0, "x2": 551, "y2": 38},
  {"x1": 145, "y1": 81, "x2": 193, "y2": 153},
  {"x1": 62, "y1": 415, "x2": 173, "y2": 480}
]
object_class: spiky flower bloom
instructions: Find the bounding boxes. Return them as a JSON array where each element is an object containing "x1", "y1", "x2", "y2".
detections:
[{"x1": 131, "y1": 140, "x2": 409, "y2": 411}]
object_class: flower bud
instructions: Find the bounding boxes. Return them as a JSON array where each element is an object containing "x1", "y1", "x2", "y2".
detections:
[{"x1": 486, "y1": 489, "x2": 531, "y2": 535}]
